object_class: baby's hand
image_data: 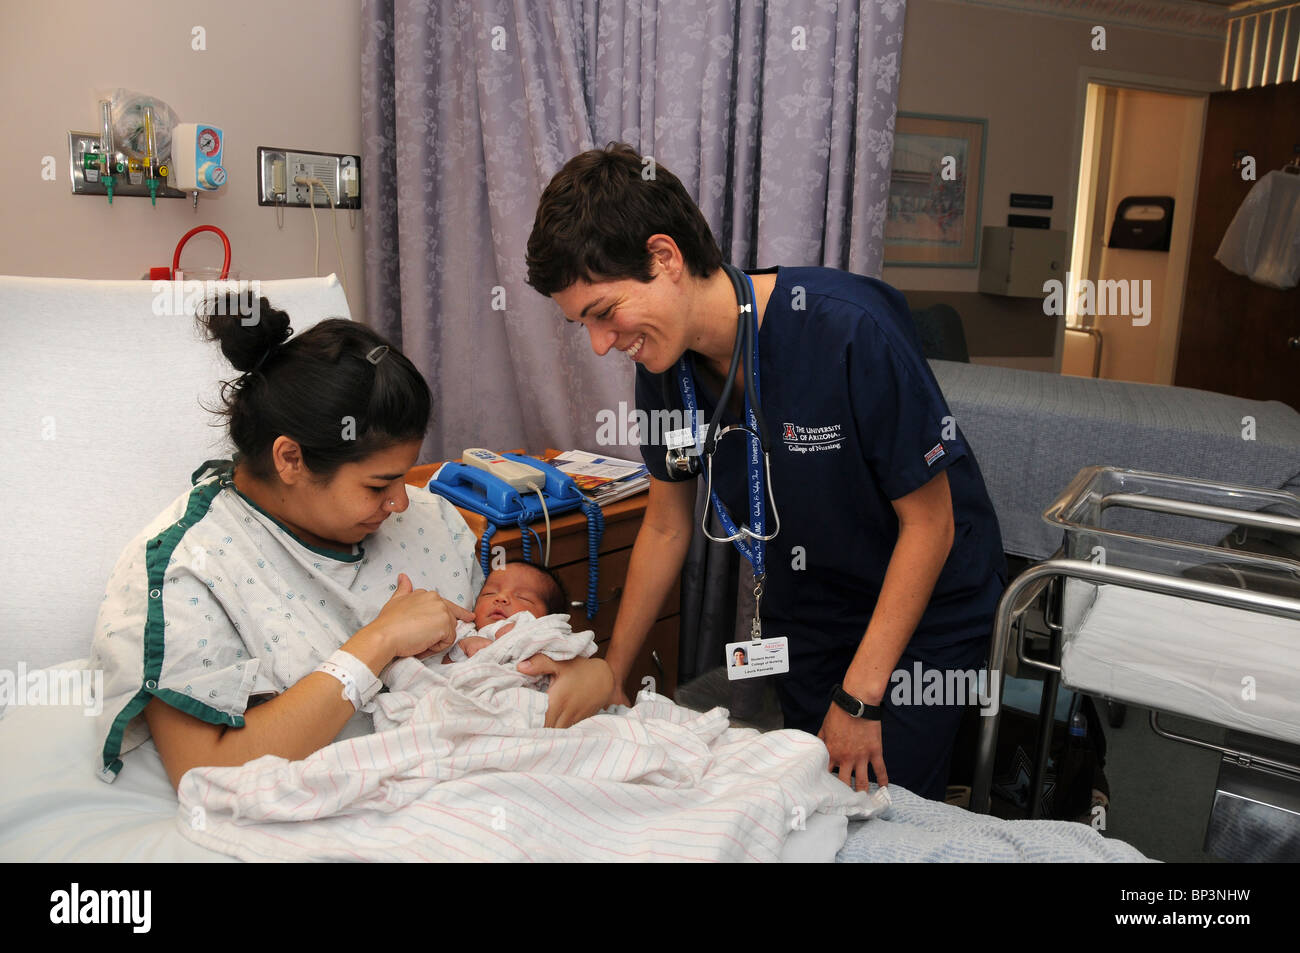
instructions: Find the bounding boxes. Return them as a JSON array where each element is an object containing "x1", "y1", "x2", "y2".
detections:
[
  {"x1": 460, "y1": 636, "x2": 494, "y2": 658},
  {"x1": 493, "y1": 622, "x2": 516, "y2": 639}
]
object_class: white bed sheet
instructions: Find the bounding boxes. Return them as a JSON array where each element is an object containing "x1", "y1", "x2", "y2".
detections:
[
  {"x1": 0, "y1": 660, "x2": 847, "y2": 863},
  {"x1": 2, "y1": 661, "x2": 1147, "y2": 863},
  {"x1": 0, "y1": 663, "x2": 231, "y2": 863},
  {"x1": 1061, "y1": 584, "x2": 1300, "y2": 746}
]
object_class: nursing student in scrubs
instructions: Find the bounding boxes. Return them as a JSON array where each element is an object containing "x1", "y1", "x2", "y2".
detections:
[
  {"x1": 90, "y1": 295, "x2": 613, "y2": 789},
  {"x1": 525, "y1": 144, "x2": 1006, "y2": 800}
]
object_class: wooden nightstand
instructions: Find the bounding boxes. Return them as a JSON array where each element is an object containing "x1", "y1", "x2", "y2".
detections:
[{"x1": 404, "y1": 461, "x2": 680, "y2": 699}]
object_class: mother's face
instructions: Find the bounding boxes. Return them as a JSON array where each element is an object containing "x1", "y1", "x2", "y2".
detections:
[{"x1": 257, "y1": 437, "x2": 424, "y2": 551}]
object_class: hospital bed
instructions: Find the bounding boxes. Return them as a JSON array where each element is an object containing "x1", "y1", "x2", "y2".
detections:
[
  {"x1": 972, "y1": 466, "x2": 1300, "y2": 861},
  {"x1": 929, "y1": 359, "x2": 1300, "y2": 561},
  {"x1": 0, "y1": 275, "x2": 1153, "y2": 862}
]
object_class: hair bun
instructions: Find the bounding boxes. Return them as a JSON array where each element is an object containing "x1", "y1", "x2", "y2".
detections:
[{"x1": 198, "y1": 294, "x2": 293, "y2": 373}]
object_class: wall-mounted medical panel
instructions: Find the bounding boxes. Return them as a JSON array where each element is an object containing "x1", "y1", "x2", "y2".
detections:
[
  {"x1": 257, "y1": 146, "x2": 361, "y2": 209},
  {"x1": 69, "y1": 131, "x2": 187, "y2": 201}
]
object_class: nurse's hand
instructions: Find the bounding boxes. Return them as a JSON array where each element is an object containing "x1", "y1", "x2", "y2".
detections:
[
  {"x1": 365, "y1": 573, "x2": 474, "y2": 661},
  {"x1": 519, "y1": 655, "x2": 615, "y2": 728},
  {"x1": 818, "y1": 704, "x2": 888, "y2": 791}
]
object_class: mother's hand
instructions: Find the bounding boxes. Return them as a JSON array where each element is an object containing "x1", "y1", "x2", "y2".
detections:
[
  {"x1": 369, "y1": 573, "x2": 474, "y2": 660},
  {"x1": 518, "y1": 655, "x2": 615, "y2": 728}
]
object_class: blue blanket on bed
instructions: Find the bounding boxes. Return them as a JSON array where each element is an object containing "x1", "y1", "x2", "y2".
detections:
[
  {"x1": 836, "y1": 785, "x2": 1151, "y2": 862},
  {"x1": 931, "y1": 361, "x2": 1300, "y2": 559}
]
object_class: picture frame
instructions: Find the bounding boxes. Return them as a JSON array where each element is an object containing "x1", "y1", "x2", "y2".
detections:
[{"x1": 884, "y1": 113, "x2": 987, "y2": 267}]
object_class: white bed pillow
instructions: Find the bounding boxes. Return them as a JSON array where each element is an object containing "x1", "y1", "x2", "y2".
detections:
[{"x1": 0, "y1": 276, "x2": 351, "y2": 673}]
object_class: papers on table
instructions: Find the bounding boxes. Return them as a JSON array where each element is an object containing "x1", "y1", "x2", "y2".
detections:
[{"x1": 550, "y1": 449, "x2": 650, "y2": 505}]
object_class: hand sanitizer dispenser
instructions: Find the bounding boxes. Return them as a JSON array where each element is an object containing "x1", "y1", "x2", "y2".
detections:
[{"x1": 171, "y1": 123, "x2": 227, "y2": 191}]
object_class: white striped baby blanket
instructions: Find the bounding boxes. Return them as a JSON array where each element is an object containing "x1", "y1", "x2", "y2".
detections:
[{"x1": 176, "y1": 613, "x2": 884, "y2": 861}]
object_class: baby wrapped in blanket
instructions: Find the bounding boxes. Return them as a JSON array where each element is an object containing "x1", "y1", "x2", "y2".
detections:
[
  {"x1": 436, "y1": 562, "x2": 573, "y2": 665},
  {"x1": 400, "y1": 561, "x2": 596, "y2": 699}
]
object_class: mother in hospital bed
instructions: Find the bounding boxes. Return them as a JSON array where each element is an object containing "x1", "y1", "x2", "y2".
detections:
[{"x1": 89, "y1": 294, "x2": 614, "y2": 789}]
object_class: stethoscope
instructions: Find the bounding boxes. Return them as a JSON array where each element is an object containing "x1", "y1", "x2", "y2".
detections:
[{"x1": 665, "y1": 263, "x2": 781, "y2": 636}]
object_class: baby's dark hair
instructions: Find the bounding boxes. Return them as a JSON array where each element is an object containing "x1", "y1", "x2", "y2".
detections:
[
  {"x1": 502, "y1": 561, "x2": 569, "y2": 615},
  {"x1": 198, "y1": 293, "x2": 431, "y2": 482}
]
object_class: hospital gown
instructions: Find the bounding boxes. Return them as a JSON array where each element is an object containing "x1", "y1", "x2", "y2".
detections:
[{"x1": 89, "y1": 461, "x2": 484, "y2": 780}]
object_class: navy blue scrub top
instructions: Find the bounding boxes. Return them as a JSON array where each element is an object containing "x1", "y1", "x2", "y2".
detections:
[{"x1": 635, "y1": 266, "x2": 1006, "y2": 662}]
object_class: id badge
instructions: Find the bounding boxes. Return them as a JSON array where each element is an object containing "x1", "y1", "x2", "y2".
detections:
[
  {"x1": 725, "y1": 637, "x2": 789, "y2": 680},
  {"x1": 664, "y1": 426, "x2": 696, "y2": 452}
]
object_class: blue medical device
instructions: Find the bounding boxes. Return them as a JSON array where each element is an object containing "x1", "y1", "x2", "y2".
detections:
[{"x1": 427, "y1": 452, "x2": 604, "y2": 619}]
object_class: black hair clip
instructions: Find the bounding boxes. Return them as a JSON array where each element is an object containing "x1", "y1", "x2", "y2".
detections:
[
  {"x1": 366, "y1": 345, "x2": 390, "y2": 365},
  {"x1": 250, "y1": 346, "x2": 276, "y2": 374}
]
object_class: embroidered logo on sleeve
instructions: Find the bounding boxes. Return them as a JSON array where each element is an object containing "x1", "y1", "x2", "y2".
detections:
[{"x1": 924, "y1": 443, "x2": 946, "y2": 466}]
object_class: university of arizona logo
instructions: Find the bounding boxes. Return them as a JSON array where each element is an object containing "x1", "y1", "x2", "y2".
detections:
[
  {"x1": 924, "y1": 443, "x2": 946, "y2": 466},
  {"x1": 782, "y1": 422, "x2": 844, "y2": 455}
]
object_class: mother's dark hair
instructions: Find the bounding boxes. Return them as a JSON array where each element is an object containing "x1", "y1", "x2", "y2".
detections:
[{"x1": 199, "y1": 294, "x2": 431, "y2": 481}]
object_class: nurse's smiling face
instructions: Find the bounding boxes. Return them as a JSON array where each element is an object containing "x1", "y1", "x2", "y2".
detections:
[
  {"x1": 553, "y1": 277, "x2": 684, "y2": 375},
  {"x1": 551, "y1": 236, "x2": 694, "y2": 376},
  {"x1": 551, "y1": 235, "x2": 750, "y2": 381},
  {"x1": 235, "y1": 438, "x2": 424, "y2": 553}
]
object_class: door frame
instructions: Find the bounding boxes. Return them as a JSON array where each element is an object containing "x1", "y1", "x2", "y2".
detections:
[{"x1": 1062, "y1": 67, "x2": 1219, "y2": 379}]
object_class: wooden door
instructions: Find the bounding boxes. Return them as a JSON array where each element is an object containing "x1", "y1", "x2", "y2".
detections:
[{"x1": 1175, "y1": 81, "x2": 1300, "y2": 410}]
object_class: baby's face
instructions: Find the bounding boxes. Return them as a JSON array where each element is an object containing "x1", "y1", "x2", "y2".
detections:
[{"x1": 473, "y1": 564, "x2": 551, "y2": 628}]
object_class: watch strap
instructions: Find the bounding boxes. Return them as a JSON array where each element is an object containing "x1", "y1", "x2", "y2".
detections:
[{"x1": 831, "y1": 683, "x2": 883, "y2": 720}]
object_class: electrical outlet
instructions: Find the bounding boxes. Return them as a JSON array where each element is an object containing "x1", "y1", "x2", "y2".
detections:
[{"x1": 257, "y1": 146, "x2": 360, "y2": 209}]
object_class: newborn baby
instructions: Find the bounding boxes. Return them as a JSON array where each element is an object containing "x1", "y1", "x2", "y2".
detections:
[{"x1": 441, "y1": 561, "x2": 569, "y2": 663}]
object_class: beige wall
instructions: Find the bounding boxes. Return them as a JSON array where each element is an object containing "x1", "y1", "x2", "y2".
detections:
[
  {"x1": 0, "y1": 0, "x2": 365, "y2": 317},
  {"x1": 886, "y1": 0, "x2": 1223, "y2": 364},
  {"x1": 1, "y1": 0, "x2": 1227, "y2": 338}
]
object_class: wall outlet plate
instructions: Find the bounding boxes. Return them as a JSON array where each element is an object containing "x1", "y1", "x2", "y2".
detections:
[{"x1": 257, "y1": 146, "x2": 360, "y2": 209}]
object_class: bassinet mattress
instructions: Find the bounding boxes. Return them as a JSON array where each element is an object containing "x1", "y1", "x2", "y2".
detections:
[{"x1": 1061, "y1": 584, "x2": 1300, "y2": 746}]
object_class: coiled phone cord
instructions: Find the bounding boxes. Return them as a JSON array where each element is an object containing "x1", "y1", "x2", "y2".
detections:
[
  {"x1": 478, "y1": 522, "x2": 498, "y2": 579},
  {"x1": 580, "y1": 498, "x2": 604, "y2": 619},
  {"x1": 515, "y1": 516, "x2": 544, "y2": 566}
]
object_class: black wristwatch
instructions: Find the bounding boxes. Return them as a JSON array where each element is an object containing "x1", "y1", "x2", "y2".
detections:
[{"x1": 831, "y1": 684, "x2": 883, "y2": 720}]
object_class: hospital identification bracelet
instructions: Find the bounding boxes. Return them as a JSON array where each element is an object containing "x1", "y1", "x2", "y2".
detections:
[{"x1": 316, "y1": 649, "x2": 382, "y2": 711}]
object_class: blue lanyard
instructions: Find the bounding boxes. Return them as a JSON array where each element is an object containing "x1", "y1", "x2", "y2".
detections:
[{"x1": 674, "y1": 271, "x2": 766, "y2": 579}]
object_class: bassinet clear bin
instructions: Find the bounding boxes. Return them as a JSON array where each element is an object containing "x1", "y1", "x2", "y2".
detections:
[{"x1": 973, "y1": 467, "x2": 1300, "y2": 858}]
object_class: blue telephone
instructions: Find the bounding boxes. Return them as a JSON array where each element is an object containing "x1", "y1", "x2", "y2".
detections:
[{"x1": 428, "y1": 450, "x2": 604, "y2": 618}]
